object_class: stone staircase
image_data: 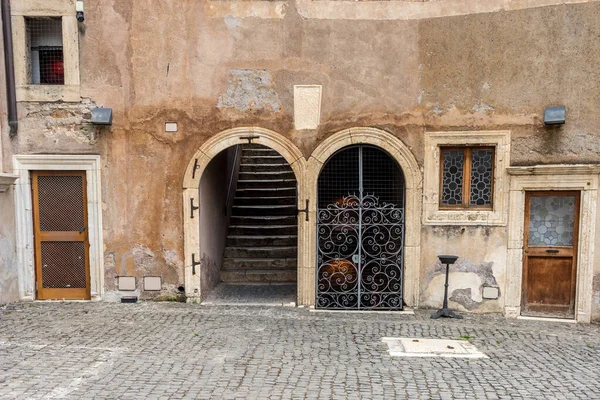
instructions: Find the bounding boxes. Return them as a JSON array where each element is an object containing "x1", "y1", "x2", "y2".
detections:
[{"x1": 221, "y1": 144, "x2": 297, "y2": 284}]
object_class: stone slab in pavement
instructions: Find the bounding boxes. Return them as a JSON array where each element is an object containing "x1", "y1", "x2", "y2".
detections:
[{"x1": 0, "y1": 302, "x2": 599, "y2": 399}]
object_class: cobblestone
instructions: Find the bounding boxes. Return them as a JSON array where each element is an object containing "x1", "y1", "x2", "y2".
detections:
[{"x1": 0, "y1": 302, "x2": 599, "y2": 399}]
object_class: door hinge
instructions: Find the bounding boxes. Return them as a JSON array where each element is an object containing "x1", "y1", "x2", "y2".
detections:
[
  {"x1": 297, "y1": 199, "x2": 309, "y2": 222},
  {"x1": 191, "y1": 253, "x2": 201, "y2": 275},
  {"x1": 190, "y1": 198, "x2": 199, "y2": 219}
]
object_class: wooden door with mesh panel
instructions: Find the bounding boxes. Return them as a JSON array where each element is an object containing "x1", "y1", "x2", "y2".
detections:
[
  {"x1": 32, "y1": 171, "x2": 91, "y2": 300},
  {"x1": 521, "y1": 191, "x2": 579, "y2": 318}
]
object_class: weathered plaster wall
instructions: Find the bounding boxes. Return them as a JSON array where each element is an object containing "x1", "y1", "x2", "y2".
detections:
[
  {"x1": 0, "y1": 16, "x2": 19, "y2": 305},
  {"x1": 7, "y1": 0, "x2": 600, "y2": 307},
  {"x1": 420, "y1": 226, "x2": 507, "y2": 313},
  {"x1": 0, "y1": 190, "x2": 19, "y2": 305}
]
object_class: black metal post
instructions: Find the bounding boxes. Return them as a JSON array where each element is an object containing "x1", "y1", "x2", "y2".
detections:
[{"x1": 431, "y1": 255, "x2": 463, "y2": 319}]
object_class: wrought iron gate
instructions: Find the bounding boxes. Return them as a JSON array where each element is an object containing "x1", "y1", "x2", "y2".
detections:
[{"x1": 316, "y1": 146, "x2": 405, "y2": 310}]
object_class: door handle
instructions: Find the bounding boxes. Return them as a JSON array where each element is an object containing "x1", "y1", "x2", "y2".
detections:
[{"x1": 545, "y1": 249, "x2": 559, "y2": 254}]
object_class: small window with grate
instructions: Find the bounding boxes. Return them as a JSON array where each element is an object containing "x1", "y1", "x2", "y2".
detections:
[
  {"x1": 25, "y1": 17, "x2": 64, "y2": 85},
  {"x1": 440, "y1": 146, "x2": 494, "y2": 209}
]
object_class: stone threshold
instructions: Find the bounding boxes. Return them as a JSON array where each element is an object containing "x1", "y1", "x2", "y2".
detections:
[
  {"x1": 517, "y1": 315, "x2": 576, "y2": 324},
  {"x1": 309, "y1": 308, "x2": 415, "y2": 315}
]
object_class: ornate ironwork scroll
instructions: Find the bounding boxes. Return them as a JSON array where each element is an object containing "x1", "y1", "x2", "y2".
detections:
[{"x1": 317, "y1": 194, "x2": 404, "y2": 310}]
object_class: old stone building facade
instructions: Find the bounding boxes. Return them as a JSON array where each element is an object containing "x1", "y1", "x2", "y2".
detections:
[{"x1": 1, "y1": 0, "x2": 600, "y2": 322}]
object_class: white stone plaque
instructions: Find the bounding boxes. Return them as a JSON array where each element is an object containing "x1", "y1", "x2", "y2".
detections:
[
  {"x1": 117, "y1": 276, "x2": 136, "y2": 291},
  {"x1": 294, "y1": 85, "x2": 322, "y2": 130},
  {"x1": 144, "y1": 276, "x2": 162, "y2": 291}
]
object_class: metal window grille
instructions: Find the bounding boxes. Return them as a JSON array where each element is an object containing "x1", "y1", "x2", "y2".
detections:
[
  {"x1": 25, "y1": 17, "x2": 64, "y2": 85},
  {"x1": 440, "y1": 147, "x2": 494, "y2": 209},
  {"x1": 316, "y1": 145, "x2": 406, "y2": 310}
]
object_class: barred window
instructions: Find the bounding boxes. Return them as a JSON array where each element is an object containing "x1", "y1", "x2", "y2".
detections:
[
  {"x1": 440, "y1": 147, "x2": 494, "y2": 209},
  {"x1": 25, "y1": 17, "x2": 64, "y2": 85}
]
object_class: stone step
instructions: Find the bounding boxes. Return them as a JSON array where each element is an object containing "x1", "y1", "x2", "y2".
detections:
[
  {"x1": 242, "y1": 149, "x2": 282, "y2": 157},
  {"x1": 231, "y1": 204, "x2": 297, "y2": 216},
  {"x1": 234, "y1": 196, "x2": 296, "y2": 206},
  {"x1": 229, "y1": 215, "x2": 297, "y2": 226},
  {"x1": 224, "y1": 246, "x2": 297, "y2": 258},
  {"x1": 236, "y1": 179, "x2": 297, "y2": 190},
  {"x1": 235, "y1": 187, "x2": 296, "y2": 198},
  {"x1": 228, "y1": 225, "x2": 297, "y2": 235},
  {"x1": 221, "y1": 269, "x2": 297, "y2": 283},
  {"x1": 227, "y1": 235, "x2": 297, "y2": 247},
  {"x1": 239, "y1": 171, "x2": 296, "y2": 180},
  {"x1": 241, "y1": 156, "x2": 287, "y2": 165},
  {"x1": 222, "y1": 257, "x2": 297, "y2": 270},
  {"x1": 240, "y1": 163, "x2": 292, "y2": 173},
  {"x1": 242, "y1": 144, "x2": 275, "y2": 150}
]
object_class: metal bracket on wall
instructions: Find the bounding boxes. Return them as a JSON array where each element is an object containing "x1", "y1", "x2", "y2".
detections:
[
  {"x1": 297, "y1": 199, "x2": 309, "y2": 222},
  {"x1": 240, "y1": 135, "x2": 259, "y2": 144},
  {"x1": 190, "y1": 198, "x2": 199, "y2": 219},
  {"x1": 191, "y1": 253, "x2": 201, "y2": 275},
  {"x1": 192, "y1": 158, "x2": 200, "y2": 180}
]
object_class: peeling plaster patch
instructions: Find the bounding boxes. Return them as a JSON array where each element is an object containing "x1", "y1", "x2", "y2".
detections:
[
  {"x1": 425, "y1": 259, "x2": 500, "y2": 311},
  {"x1": 432, "y1": 105, "x2": 443, "y2": 115},
  {"x1": 449, "y1": 288, "x2": 480, "y2": 310},
  {"x1": 428, "y1": 259, "x2": 498, "y2": 288},
  {"x1": 472, "y1": 102, "x2": 495, "y2": 113},
  {"x1": 20, "y1": 98, "x2": 103, "y2": 147},
  {"x1": 224, "y1": 15, "x2": 241, "y2": 29},
  {"x1": 120, "y1": 245, "x2": 156, "y2": 277},
  {"x1": 163, "y1": 249, "x2": 184, "y2": 282},
  {"x1": 217, "y1": 69, "x2": 282, "y2": 112},
  {"x1": 417, "y1": 89, "x2": 424, "y2": 105}
]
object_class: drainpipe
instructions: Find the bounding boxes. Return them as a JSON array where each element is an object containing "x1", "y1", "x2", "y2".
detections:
[{"x1": 1, "y1": 0, "x2": 17, "y2": 136}]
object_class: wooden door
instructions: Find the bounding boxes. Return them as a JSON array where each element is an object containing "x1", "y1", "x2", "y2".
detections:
[
  {"x1": 32, "y1": 171, "x2": 91, "y2": 300},
  {"x1": 522, "y1": 191, "x2": 579, "y2": 318}
]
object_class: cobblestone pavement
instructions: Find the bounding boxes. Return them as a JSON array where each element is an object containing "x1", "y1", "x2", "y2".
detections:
[{"x1": 0, "y1": 302, "x2": 599, "y2": 399}]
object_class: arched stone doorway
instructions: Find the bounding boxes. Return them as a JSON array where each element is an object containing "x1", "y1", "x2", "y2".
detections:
[
  {"x1": 183, "y1": 128, "x2": 307, "y2": 303},
  {"x1": 316, "y1": 145, "x2": 406, "y2": 309},
  {"x1": 306, "y1": 128, "x2": 422, "y2": 308}
]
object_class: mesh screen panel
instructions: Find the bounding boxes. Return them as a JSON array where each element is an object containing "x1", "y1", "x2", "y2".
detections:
[
  {"x1": 41, "y1": 242, "x2": 86, "y2": 288},
  {"x1": 362, "y1": 146, "x2": 405, "y2": 207},
  {"x1": 318, "y1": 147, "x2": 359, "y2": 208},
  {"x1": 25, "y1": 17, "x2": 64, "y2": 85},
  {"x1": 37, "y1": 175, "x2": 85, "y2": 231},
  {"x1": 316, "y1": 145, "x2": 405, "y2": 310}
]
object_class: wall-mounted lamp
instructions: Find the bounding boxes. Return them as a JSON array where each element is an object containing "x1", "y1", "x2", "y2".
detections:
[
  {"x1": 544, "y1": 106, "x2": 566, "y2": 126},
  {"x1": 76, "y1": 1, "x2": 84, "y2": 22},
  {"x1": 91, "y1": 107, "x2": 112, "y2": 125}
]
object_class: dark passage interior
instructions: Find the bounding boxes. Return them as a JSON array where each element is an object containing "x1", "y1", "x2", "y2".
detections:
[{"x1": 199, "y1": 144, "x2": 298, "y2": 305}]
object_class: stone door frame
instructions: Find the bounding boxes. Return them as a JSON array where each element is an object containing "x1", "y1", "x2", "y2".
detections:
[
  {"x1": 182, "y1": 128, "x2": 307, "y2": 302},
  {"x1": 307, "y1": 128, "x2": 422, "y2": 307},
  {"x1": 13, "y1": 154, "x2": 104, "y2": 300},
  {"x1": 504, "y1": 165, "x2": 599, "y2": 323},
  {"x1": 182, "y1": 127, "x2": 422, "y2": 307}
]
